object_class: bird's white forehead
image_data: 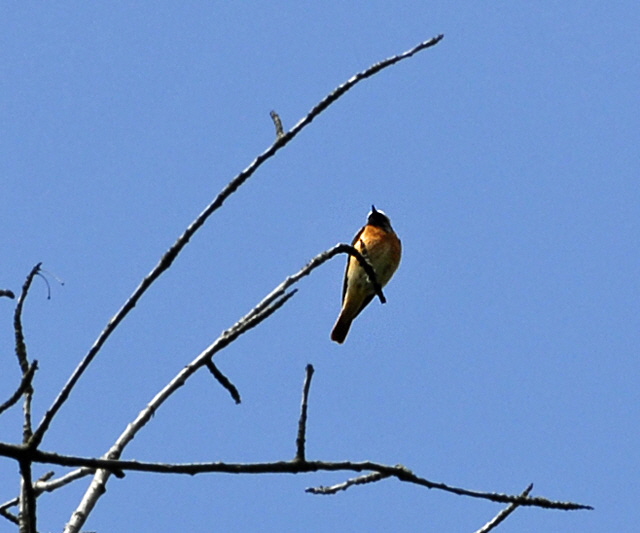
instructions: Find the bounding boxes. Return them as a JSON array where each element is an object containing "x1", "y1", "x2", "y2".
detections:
[{"x1": 369, "y1": 207, "x2": 387, "y2": 217}]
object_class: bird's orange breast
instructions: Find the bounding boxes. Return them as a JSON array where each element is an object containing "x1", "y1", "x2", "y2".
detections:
[{"x1": 352, "y1": 225, "x2": 402, "y2": 288}]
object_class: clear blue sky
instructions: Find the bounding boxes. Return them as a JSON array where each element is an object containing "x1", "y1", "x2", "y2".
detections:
[{"x1": 1, "y1": 3, "x2": 638, "y2": 532}]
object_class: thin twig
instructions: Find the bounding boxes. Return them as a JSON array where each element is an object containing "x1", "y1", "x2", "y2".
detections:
[
  {"x1": 474, "y1": 484, "x2": 534, "y2": 533},
  {"x1": 0, "y1": 467, "x2": 95, "y2": 515},
  {"x1": 270, "y1": 110, "x2": 285, "y2": 139},
  {"x1": 31, "y1": 34, "x2": 443, "y2": 452},
  {"x1": 36, "y1": 471, "x2": 54, "y2": 483},
  {"x1": 355, "y1": 240, "x2": 385, "y2": 303},
  {"x1": 0, "y1": 361, "x2": 38, "y2": 416},
  {"x1": 0, "y1": 289, "x2": 16, "y2": 299},
  {"x1": 204, "y1": 360, "x2": 241, "y2": 404},
  {"x1": 33, "y1": 467, "x2": 93, "y2": 494},
  {"x1": 283, "y1": 35, "x2": 444, "y2": 146},
  {"x1": 295, "y1": 365, "x2": 315, "y2": 462},
  {"x1": 307, "y1": 471, "x2": 390, "y2": 494}
]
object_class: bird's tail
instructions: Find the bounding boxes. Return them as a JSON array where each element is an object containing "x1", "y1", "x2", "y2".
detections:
[{"x1": 331, "y1": 312, "x2": 353, "y2": 344}]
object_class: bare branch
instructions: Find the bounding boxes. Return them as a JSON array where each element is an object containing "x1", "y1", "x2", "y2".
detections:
[
  {"x1": 204, "y1": 360, "x2": 241, "y2": 404},
  {"x1": 295, "y1": 365, "x2": 314, "y2": 462},
  {"x1": 34, "y1": 467, "x2": 94, "y2": 494},
  {"x1": 307, "y1": 471, "x2": 390, "y2": 495},
  {"x1": 0, "y1": 289, "x2": 15, "y2": 299},
  {"x1": 14, "y1": 264, "x2": 41, "y2": 376},
  {"x1": 474, "y1": 484, "x2": 534, "y2": 533},
  {"x1": 235, "y1": 244, "x2": 384, "y2": 339},
  {"x1": 283, "y1": 35, "x2": 444, "y2": 144},
  {"x1": 30, "y1": 35, "x2": 443, "y2": 453},
  {"x1": 3, "y1": 445, "x2": 589, "y2": 512},
  {"x1": 0, "y1": 361, "x2": 38, "y2": 416},
  {"x1": 13, "y1": 264, "x2": 42, "y2": 446}
]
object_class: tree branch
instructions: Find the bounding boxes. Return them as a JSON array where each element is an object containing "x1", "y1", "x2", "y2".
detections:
[
  {"x1": 29, "y1": 34, "x2": 444, "y2": 452},
  {"x1": 295, "y1": 364, "x2": 314, "y2": 462},
  {"x1": 12, "y1": 264, "x2": 42, "y2": 515},
  {"x1": 0, "y1": 361, "x2": 38, "y2": 417},
  {"x1": 0, "y1": 443, "x2": 590, "y2": 512},
  {"x1": 13, "y1": 264, "x2": 41, "y2": 377}
]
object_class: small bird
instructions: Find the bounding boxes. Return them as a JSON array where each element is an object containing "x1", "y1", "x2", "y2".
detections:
[{"x1": 331, "y1": 206, "x2": 402, "y2": 343}]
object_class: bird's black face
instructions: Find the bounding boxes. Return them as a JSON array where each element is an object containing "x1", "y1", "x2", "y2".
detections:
[{"x1": 367, "y1": 206, "x2": 392, "y2": 231}]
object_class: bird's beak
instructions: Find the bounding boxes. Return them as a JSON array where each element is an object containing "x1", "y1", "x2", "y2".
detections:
[{"x1": 371, "y1": 204, "x2": 377, "y2": 213}]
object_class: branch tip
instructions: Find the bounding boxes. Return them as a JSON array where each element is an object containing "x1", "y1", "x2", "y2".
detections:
[{"x1": 205, "y1": 360, "x2": 241, "y2": 404}]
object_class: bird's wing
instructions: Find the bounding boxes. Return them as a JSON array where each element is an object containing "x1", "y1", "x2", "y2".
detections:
[
  {"x1": 352, "y1": 293, "x2": 375, "y2": 320},
  {"x1": 342, "y1": 225, "x2": 365, "y2": 302}
]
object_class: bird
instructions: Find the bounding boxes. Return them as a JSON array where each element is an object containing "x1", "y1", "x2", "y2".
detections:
[{"x1": 331, "y1": 206, "x2": 401, "y2": 343}]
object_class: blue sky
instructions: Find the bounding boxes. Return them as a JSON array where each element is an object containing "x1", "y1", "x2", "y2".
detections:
[{"x1": 1, "y1": 3, "x2": 638, "y2": 532}]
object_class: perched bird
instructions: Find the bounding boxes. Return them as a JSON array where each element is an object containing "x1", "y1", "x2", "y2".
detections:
[{"x1": 331, "y1": 206, "x2": 401, "y2": 343}]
